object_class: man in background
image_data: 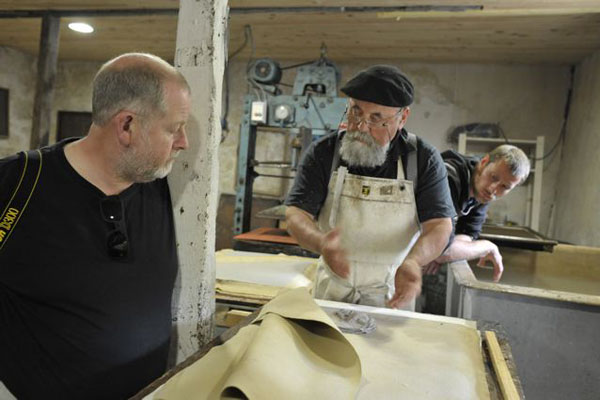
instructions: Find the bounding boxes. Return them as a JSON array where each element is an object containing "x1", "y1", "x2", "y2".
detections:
[{"x1": 422, "y1": 144, "x2": 530, "y2": 313}]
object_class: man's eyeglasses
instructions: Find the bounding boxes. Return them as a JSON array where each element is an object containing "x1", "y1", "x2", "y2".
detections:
[
  {"x1": 100, "y1": 196, "x2": 129, "y2": 259},
  {"x1": 347, "y1": 106, "x2": 403, "y2": 129}
]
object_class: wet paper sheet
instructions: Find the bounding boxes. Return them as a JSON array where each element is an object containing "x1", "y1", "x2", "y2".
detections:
[
  {"x1": 154, "y1": 288, "x2": 361, "y2": 400},
  {"x1": 320, "y1": 302, "x2": 490, "y2": 400}
]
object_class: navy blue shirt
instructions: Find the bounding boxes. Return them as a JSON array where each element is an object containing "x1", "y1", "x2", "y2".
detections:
[
  {"x1": 442, "y1": 149, "x2": 489, "y2": 239},
  {"x1": 0, "y1": 140, "x2": 178, "y2": 399},
  {"x1": 286, "y1": 129, "x2": 455, "y2": 223}
]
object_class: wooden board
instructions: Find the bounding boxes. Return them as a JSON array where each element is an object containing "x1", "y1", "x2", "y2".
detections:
[
  {"x1": 233, "y1": 226, "x2": 298, "y2": 245},
  {"x1": 2, "y1": 1, "x2": 600, "y2": 11},
  {"x1": 485, "y1": 331, "x2": 520, "y2": 400}
]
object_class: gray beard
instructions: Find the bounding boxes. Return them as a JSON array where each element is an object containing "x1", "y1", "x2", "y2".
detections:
[
  {"x1": 116, "y1": 144, "x2": 176, "y2": 183},
  {"x1": 339, "y1": 130, "x2": 390, "y2": 168}
]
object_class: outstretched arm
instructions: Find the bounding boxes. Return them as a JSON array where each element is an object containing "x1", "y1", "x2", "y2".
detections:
[{"x1": 423, "y1": 234, "x2": 503, "y2": 282}]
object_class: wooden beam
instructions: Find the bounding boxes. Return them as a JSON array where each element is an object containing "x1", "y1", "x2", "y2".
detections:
[
  {"x1": 0, "y1": 9, "x2": 178, "y2": 18},
  {"x1": 29, "y1": 13, "x2": 60, "y2": 149},
  {"x1": 485, "y1": 331, "x2": 520, "y2": 400},
  {"x1": 2, "y1": 1, "x2": 598, "y2": 11},
  {"x1": 378, "y1": 8, "x2": 600, "y2": 19},
  {"x1": 168, "y1": 0, "x2": 227, "y2": 365}
]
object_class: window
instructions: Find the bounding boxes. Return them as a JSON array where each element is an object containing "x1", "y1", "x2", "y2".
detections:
[
  {"x1": 56, "y1": 111, "x2": 92, "y2": 141},
  {"x1": 0, "y1": 88, "x2": 8, "y2": 138}
]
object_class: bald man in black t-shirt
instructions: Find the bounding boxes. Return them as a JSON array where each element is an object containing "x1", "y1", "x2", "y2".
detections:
[{"x1": 0, "y1": 53, "x2": 191, "y2": 399}]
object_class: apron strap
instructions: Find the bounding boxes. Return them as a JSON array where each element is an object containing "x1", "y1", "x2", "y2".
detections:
[
  {"x1": 330, "y1": 131, "x2": 342, "y2": 179},
  {"x1": 329, "y1": 166, "x2": 347, "y2": 228},
  {"x1": 396, "y1": 159, "x2": 405, "y2": 181},
  {"x1": 406, "y1": 132, "x2": 418, "y2": 187},
  {"x1": 397, "y1": 132, "x2": 418, "y2": 185}
]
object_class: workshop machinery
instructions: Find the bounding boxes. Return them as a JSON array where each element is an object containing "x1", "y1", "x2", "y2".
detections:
[{"x1": 233, "y1": 49, "x2": 347, "y2": 235}]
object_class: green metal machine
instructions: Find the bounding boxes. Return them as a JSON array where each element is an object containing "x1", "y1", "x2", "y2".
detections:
[{"x1": 233, "y1": 51, "x2": 347, "y2": 235}]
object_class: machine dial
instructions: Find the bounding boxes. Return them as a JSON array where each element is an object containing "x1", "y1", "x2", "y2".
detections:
[{"x1": 274, "y1": 104, "x2": 293, "y2": 122}]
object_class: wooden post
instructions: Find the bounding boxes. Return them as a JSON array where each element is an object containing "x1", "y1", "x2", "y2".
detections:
[
  {"x1": 530, "y1": 136, "x2": 544, "y2": 231},
  {"x1": 168, "y1": 0, "x2": 228, "y2": 364},
  {"x1": 30, "y1": 13, "x2": 60, "y2": 149}
]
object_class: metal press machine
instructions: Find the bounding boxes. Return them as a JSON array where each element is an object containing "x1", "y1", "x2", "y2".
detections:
[{"x1": 233, "y1": 47, "x2": 347, "y2": 238}]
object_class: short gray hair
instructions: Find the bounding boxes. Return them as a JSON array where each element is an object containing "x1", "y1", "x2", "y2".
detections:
[
  {"x1": 92, "y1": 53, "x2": 190, "y2": 126},
  {"x1": 488, "y1": 144, "x2": 531, "y2": 184}
]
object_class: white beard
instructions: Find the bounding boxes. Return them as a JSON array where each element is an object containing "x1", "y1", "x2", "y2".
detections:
[
  {"x1": 148, "y1": 157, "x2": 176, "y2": 180},
  {"x1": 117, "y1": 140, "x2": 179, "y2": 183},
  {"x1": 339, "y1": 130, "x2": 390, "y2": 168}
]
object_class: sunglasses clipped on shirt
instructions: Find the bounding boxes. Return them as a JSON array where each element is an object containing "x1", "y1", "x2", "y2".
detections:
[{"x1": 100, "y1": 196, "x2": 129, "y2": 259}]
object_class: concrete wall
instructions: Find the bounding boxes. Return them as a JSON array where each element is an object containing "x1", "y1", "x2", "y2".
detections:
[
  {"x1": 0, "y1": 46, "x2": 100, "y2": 158},
  {"x1": 221, "y1": 59, "x2": 571, "y2": 234},
  {"x1": 0, "y1": 47, "x2": 36, "y2": 156},
  {"x1": 553, "y1": 50, "x2": 600, "y2": 246},
  {"x1": 51, "y1": 60, "x2": 100, "y2": 140}
]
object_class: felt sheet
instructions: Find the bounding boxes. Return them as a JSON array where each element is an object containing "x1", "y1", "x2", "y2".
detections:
[{"x1": 154, "y1": 288, "x2": 361, "y2": 400}]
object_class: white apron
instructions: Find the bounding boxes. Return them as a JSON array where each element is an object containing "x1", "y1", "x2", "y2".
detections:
[{"x1": 314, "y1": 133, "x2": 422, "y2": 309}]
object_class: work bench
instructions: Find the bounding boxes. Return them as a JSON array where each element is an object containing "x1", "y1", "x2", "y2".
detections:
[
  {"x1": 133, "y1": 302, "x2": 523, "y2": 400},
  {"x1": 131, "y1": 250, "x2": 524, "y2": 399}
]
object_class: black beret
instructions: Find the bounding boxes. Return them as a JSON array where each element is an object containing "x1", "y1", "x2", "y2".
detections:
[{"x1": 341, "y1": 65, "x2": 414, "y2": 107}]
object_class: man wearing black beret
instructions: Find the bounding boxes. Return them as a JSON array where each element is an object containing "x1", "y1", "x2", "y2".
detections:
[{"x1": 285, "y1": 65, "x2": 455, "y2": 309}]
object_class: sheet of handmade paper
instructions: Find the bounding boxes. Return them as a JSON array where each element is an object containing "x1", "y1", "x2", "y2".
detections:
[
  {"x1": 145, "y1": 293, "x2": 488, "y2": 400},
  {"x1": 152, "y1": 288, "x2": 361, "y2": 400},
  {"x1": 321, "y1": 303, "x2": 490, "y2": 400},
  {"x1": 216, "y1": 249, "x2": 315, "y2": 288}
]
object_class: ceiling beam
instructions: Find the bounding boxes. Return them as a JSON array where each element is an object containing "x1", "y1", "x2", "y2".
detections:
[
  {"x1": 0, "y1": 5, "x2": 484, "y2": 19},
  {"x1": 3, "y1": 4, "x2": 599, "y2": 19},
  {"x1": 0, "y1": 9, "x2": 178, "y2": 18},
  {"x1": 1, "y1": 1, "x2": 599, "y2": 11}
]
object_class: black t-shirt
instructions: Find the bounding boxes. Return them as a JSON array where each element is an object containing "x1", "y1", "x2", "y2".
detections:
[
  {"x1": 441, "y1": 149, "x2": 489, "y2": 239},
  {"x1": 286, "y1": 129, "x2": 456, "y2": 223},
  {"x1": 0, "y1": 139, "x2": 178, "y2": 399}
]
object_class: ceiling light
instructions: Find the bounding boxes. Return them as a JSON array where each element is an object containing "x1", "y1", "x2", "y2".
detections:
[{"x1": 68, "y1": 22, "x2": 94, "y2": 34}]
